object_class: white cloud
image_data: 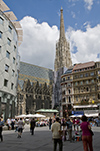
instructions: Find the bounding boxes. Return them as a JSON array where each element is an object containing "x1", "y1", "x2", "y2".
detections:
[
  {"x1": 66, "y1": 24, "x2": 100, "y2": 64},
  {"x1": 19, "y1": 16, "x2": 100, "y2": 70},
  {"x1": 71, "y1": 11, "x2": 76, "y2": 18},
  {"x1": 19, "y1": 16, "x2": 59, "y2": 70},
  {"x1": 84, "y1": 0, "x2": 94, "y2": 10}
]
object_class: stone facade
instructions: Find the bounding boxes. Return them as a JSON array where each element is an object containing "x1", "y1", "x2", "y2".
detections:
[
  {"x1": 61, "y1": 66, "x2": 74, "y2": 117},
  {"x1": 54, "y1": 8, "x2": 72, "y2": 71},
  {"x1": 61, "y1": 61, "x2": 100, "y2": 117}
]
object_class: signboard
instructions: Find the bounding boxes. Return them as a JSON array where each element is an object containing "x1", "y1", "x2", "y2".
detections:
[{"x1": 72, "y1": 111, "x2": 84, "y2": 115}]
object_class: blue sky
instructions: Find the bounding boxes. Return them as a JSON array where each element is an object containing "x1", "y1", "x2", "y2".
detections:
[{"x1": 3, "y1": 0, "x2": 100, "y2": 69}]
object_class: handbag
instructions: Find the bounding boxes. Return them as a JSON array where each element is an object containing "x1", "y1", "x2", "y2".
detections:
[{"x1": 89, "y1": 129, "x2": 94, "y2": 136}]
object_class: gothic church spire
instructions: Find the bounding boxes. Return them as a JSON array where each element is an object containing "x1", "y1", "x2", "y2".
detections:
[
  {"x1": 54, "y1": 7, "x2": 72, "y2": 71},
  {"x1": 60, "y1": 7, "x2": 65, "y2": 40}
]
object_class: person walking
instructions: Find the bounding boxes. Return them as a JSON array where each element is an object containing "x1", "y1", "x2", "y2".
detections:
[
  {"x1": 0, "y1": 117, "x2": 4, "y2": 142},
  {"x1": 80, "y1": 115, "x2": 93, "y2": 151},
  {"x1": 17, "y1": 118, "x2": 24, "y2": 138},
  {"x1": 66, "y1": 118, "x2": 73, "y2": 142},
  {"x1": 49, "y1": 117, "x2": 52, "y2": 130},
  {"x1": 7, "y1": 117, "x2": 11, "y2": 130},
  {"x1": 51, "y1": 117, "x2": 63, "y2": 151},
  {"x1": 30, "y1": 118, "x2": 36, "y2": 135}
]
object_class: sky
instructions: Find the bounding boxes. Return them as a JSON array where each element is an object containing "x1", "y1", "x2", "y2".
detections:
[{"x1": 3, "y1": 0, "x2": 100, "y2": 70}]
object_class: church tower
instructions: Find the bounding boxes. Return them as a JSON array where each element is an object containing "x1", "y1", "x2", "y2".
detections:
[
  {"x1": 53, "y1": 8, "x2": 72, "y2": 115},
  {"x1": 54, "y1": 7, "x2": 72, "y2": 71}
]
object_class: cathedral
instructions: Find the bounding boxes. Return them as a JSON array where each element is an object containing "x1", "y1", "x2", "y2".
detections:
[
  {"x1": 17, "y1": 62, "x2": 54, "y2": 115},
  {"x1": 17, "y1": 8, "x2": 72, "y2": 115},
  {"x1": 53, "y1": 7, "x2": 72, "y2": 114}
]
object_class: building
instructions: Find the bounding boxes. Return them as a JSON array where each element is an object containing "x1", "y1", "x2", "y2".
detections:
[
  {"x1": 53, "y1": 7, "x2": 72, "y2": 115},
  {"x1": 0, "y1": 0, "x2": 23, "y2": 120},
  {"x1": 17, "y1": 62, "x2": 54, "y2": 115},
  {"x1": 61, "y1": 61, "x2": 100, "y2": 117},
  {"x1": 61, "y1": 66, "x2": 74, "y2": 117}
]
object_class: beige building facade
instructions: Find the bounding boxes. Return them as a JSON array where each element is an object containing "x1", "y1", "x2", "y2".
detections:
[{"x1": 61, "y1": 61, "x2": 100, "y2": 117}]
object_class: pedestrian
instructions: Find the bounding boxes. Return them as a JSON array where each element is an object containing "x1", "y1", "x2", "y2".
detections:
[
  {"x1": 66, "y1": 118, "x2": 73, "y2": 142},
  {"x1": 7, "y1": 117, "x2": 11, "y2": 130},
  {"x1": 15, "y1": 119, "x2": 18, "y2": 132},
  {"x1": 11, "y1": 118, "x2": 15, "y2": 130},
  {"x1": 30, "y1": 118, "x2": 36, "y2": 135},
  {"x1": 17, "y1": 118, "x2": 24, "y2": 138},
  {"x1": 51, "y1": 117, "x2": 63, "y2": 151},
  {"x1": 0, "y1": 117, "x2": 4, "y2": 142},
  {"x1": 49, "y1": 117, "x2": 52, "y2": 130},
  {"x1": 80, "y1": 115, "x2": 93, "y2": 151}
]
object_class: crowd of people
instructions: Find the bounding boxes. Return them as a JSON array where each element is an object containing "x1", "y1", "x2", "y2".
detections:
[
  {"x1": 51, "y1": 116, "x2": 94, "y2": 151},
  {"x1": 0, "y1": 115, "x2": 99, "y2": 151}
]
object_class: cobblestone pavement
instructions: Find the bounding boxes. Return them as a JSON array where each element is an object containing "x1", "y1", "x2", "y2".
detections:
[{"x1": 0, "y1": 125, "x2": 100, "y2": 151}]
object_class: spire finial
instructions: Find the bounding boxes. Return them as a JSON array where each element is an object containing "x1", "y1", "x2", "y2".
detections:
[{"x1": 60, "y1": 7, "x2": 65, "y2": 39}]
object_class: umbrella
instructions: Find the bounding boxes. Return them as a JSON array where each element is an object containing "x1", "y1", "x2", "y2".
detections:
[
  {"x1": 32, "y1": 113, "x2": 46, "y2": 118},
  {"x1": 15, "y1": 114, "x2": 26, "y2": 118},
  {"x1": 70, "y1": 114, "x2": 82, "y2": 118},
  {"x1": 25, "y1": 114, "x2": 35, "y2": 118}
]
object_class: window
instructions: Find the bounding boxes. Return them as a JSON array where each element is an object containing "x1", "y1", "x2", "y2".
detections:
[
  {"x1": 14, "y1": 45, "x2": 16, "y2": 51},
  {"x1": 12, "y1": 70, "x2": 15, "y2": 76},
  {"x1": 91, "y1": 79, "x2": 94, "y2": 83},
  {"x1": 91, "y1": 72, "x2": 94, "y2": 76},
  {"x1": 0, "y1": 31, "x2": 2, "y2": 38},
  {"x1": 86, "y1": 80, "x2": 89, "y2": 84},
  {"x1": 86, "y1": 87, "x2": 89, "y2": 91},
  {"x1": 80, "y1": 81, "x2": 83, "y2": 85},
  {"x1": 4, "y1": 79, "x2": 8, "y2": 87},
  {"x1": 85, "y1": 73, "x2": 89, "y2": 77},
  {"x1": 13, "y1": 57, "x2": 15, "y2": 64},
  {"x1": 80, "y1": 74, "x2": 83, "y2": 78},
  {"x1": 68, "y1": 83, "x2": 71, "y2": 87},
  {"x1": 6, "y1": 51, "x2": 10, "y2": 59},
  {"x1": 5, "y1": 64, "x2": 9, "y2": 72},
  {"x1": 68, "y1": 76, "x2": 70, "y2": 80},
  {"x1": 8, "y1": 26, "x2": 12, "y2": 33},
  {"x1": 7, "y1": 38, "x2": 11, "y2": 45},
  {"x1": 68, "y1": 89, "x2": 71, "y2": 94},
  {"x1": 75, "y1": 82, "x2": 78, "y2": 86},
  {"x1": 11, "y1": 83, "x2": 14, "y2": 90},
  {"x1": 0, "y1": 17, "x2": 4, "y2": 24}
]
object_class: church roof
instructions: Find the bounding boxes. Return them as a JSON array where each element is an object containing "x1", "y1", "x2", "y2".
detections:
[{"x1": 18, "y1": 62, "x2": 54, "y2": 88}]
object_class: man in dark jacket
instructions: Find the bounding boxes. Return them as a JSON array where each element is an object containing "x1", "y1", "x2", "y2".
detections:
[
  {"x1": 30, "y1": 118, "x2": 36, "y2": 135},
  {"x1": 0, "y1": 117, "x2": 4, "y2": 142}
]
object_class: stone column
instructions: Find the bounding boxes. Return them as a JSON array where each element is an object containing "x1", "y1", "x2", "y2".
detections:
[
  {"x1": 0, "y1": 92, "x2": 3, "y2": 116},
  {"x1": 5, "y1": 99, "x2": 10, "y2": 120},
  {"x1": 11, "y1": 100, "x2": 15, "y2": 118}
]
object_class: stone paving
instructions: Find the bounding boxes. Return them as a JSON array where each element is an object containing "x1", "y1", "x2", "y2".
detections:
[{"x1": 0, "y1": 125, "x2": 100, "y2": 151}]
